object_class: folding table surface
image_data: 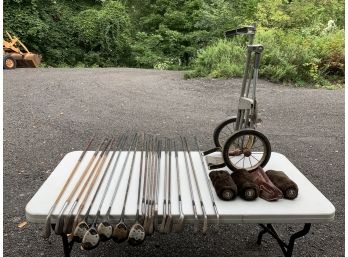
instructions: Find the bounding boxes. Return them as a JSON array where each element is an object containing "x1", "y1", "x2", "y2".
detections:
[{"x1": 26, "y1": 151, "x2": 335, "y2": 225}]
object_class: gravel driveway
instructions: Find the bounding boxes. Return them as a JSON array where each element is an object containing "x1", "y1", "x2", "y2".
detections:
[{"x1": 3, "y1": 68, "x2": 344, "y2": 257}]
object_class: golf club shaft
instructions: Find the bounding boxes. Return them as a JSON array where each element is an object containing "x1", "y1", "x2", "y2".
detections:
[
  {"x1": 194, "y1": 136, "x2": 219, "y2": 222},
  {"x1": 120, "y1": 133, "x2": 139, "y2": 219}
]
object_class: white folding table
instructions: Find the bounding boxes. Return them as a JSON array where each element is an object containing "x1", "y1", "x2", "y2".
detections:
[{"x1": 26, "y1": 151, "x2": 335, "y2": 257}]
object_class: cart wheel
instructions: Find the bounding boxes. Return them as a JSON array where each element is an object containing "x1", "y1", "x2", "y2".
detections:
[
  {"x1": 213, "y1": 117, "x2": 251, "y2": 148},
  {"x1": 3, "y1": 55, "x2": 16, "y2": 70},
  {"x1": 222, "y1": 129, "x2": 271, "y2": 172}
]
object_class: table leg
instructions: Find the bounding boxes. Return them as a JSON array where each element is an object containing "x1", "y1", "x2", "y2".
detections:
[
  {"x1": 61, "y1": 234, "x2": 74, "y2": 257},
  {"x1": 257, "y1": 223, "x2": 311, "y2": 257}
]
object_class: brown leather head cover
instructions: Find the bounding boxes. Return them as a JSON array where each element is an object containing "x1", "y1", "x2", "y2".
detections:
[{"x1": 248, "y1": 167, "x2": 283, "y2": 201}]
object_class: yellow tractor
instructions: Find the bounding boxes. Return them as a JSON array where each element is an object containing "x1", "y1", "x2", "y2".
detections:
[{"x1": 3, "y1": 31, "x2": 41, "y2": 69}]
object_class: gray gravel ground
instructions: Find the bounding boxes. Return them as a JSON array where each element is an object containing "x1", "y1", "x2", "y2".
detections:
[{"x1": 4, "y1": 68, "x2": 344, "y2": 257}]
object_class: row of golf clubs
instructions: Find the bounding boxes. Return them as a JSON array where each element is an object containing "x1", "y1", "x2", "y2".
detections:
[{"x1": 43, "y1": 133, "x2": 219, "y2": 250}]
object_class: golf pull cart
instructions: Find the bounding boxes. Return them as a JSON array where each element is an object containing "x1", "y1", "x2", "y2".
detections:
[{"x1": 209, "y1": 25, "x2": 271, "y2": 172}]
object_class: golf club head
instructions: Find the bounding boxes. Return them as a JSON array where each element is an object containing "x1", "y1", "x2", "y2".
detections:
[
  {"x1": 81, "y1": 227, "x2": 100, "y2": 250},
  {"x1": 54, "y1": 215, "x2": 65, "y2": 235},
  {"x1": 112, "y1": 223, "x2": 129, "y2": 243},
  {"x1": 128, "y1": 224, "x2": 145, "y2": 246},
  {"x1": 43, "y1": 216, "x2": 51, "y2": 239},
  {"x1": 193, "y1": 214, "x2": 199, "y2": 233},
  {"x1": 154, "y1": 208, "x2": 158, "y2": 231},
  {"x1": 73, "y1": 221, "x2": 89, "y2": 243},
  {"x1": 148, "y1": 216, "x2": 154, "y2": 235},
  {"x1": 163, "y1": 214, "x2": 172, "y2": 233},
  {"x1": 159, "y1": 214, "x2": 166, "y2": 233},
  {"x1": 172, "y1": 213, "x2": 184, "y2": 233},
  {"x1": 97, "y1": 221, "x2": 113, "y2": 241},
  {"x1": 143, "y1": 216, "x2": 149, "y2": 234},
  {"x1": 63, "y1": 215, "x2": 74, "y2": 234},
  {"x1": 202, "y1": 215, "x2": 208, "y2": 234}
]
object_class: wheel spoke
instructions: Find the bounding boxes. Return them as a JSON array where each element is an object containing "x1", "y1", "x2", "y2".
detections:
[
  {"x1": 250, "y1": 154, "x2": 260, "y2": 162},
  {"x1": 226, "y1": 125, "x2": 233, "y2": 133},
  {"x1": 234, "y1": 156, "x2": 245, "y2": 165},
  {"x1": 248, "y1": 157, "x2": 252, "y2": 167}
]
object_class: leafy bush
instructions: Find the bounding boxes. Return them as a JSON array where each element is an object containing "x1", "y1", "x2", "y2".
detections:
[
  {"x1": 257, "y1": 28, "x2": 344, "y2": 86},
  {"x1": 185, "y1": 39, "x2": 245, "y2": 78}
]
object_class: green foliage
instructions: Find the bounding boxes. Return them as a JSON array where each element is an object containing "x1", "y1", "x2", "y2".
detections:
[
  {"x1": 257, "y1": 27, "x2": 344, "y2": 87},
  {"x1": 185, "y1": 39, "x2": 245, "y2": 78},
  {"x1": 3, "y1": 0, "x2": 344, "y2": 87}
]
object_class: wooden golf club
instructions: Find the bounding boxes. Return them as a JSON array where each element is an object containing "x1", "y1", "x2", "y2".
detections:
[
  {"x1": 97, "y1": 135, "x2": 133, "y2": 241},
  {"x1": 184, "y1": 137, "x2": 208, "y2": 234},
  {"x1": 54, "y1": 138, "x2": 106, "y2": 235},
  {"x1": 164, "y1": 138, "x2": 173, "y2": 233},
  {"x1": 67, "y1": 138, "x2": 113, "y2": 236},
  {"x1": 112, "y1": 133, "x2": 139, "y2": 243},
  {"x1": 172, "y1": 139, "x2": 185, "y2": 233},
  {"x1": 159, "y1": 138, "x2": 168, "y2": 233},
  {"x1": 180, "y1": 136, "x2": 199, "y2": 233},
  {"x1": 194, "y1": 136, "x2": 220, "y2": 225},
  {"x1": 81, "y1": 135, "x2": 127, "y2": 250},
  {"x1": 128, "y1": 133, "x2": 146, "y2": 245},
  {"x1": 43, "y1": 135, "x2": 94, "y2": 239},
  {"x1": 73, "y1": 137, "x2": 117, "y2": 242}
]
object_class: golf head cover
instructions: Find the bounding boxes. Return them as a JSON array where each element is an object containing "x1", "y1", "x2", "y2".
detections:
[
  {"x1": 231, "y1": 169, "x2": 259, "y2": 201},
  {"x1": 265, "y1": 170, "x2": 298, "y2": 199},
  {"x1": 209, "y1": 170, "x2": 237, "y2": 201},
  {"x1": 249, "y1": 167, "x2": 283, "y2": 201}
]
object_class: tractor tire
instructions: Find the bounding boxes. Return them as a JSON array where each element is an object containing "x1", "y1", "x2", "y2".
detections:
[{"x1": 3, "y1": 55, "x2": 17, "y2": 70}]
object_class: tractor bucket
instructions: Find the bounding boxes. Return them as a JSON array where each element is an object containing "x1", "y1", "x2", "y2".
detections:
[{"x1": 22, "y1": 53, "x2": 41, "y2": 68}]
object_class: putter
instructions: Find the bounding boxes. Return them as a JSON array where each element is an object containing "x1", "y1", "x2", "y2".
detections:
[
  {"x1": 97, "y1": 135, "x2": 133, "y2": 241},
  {"x1": 194, "y1": 136, "x2": 219, "y2": 225},
  {"x1": 43, "y1": 135, "x2": 94, "y2": 239},
  {"x1": 172, "y1": 139, "x2": 185, "y2": 233},
  {"x1": 163, "y1": 138, "x2": 173, "y2": 233},
  {"x1": 112, "y1": 133, "x2": 139, "y2": 243},
  {"x1": 159, "y1": 139, "x2": 168, "y2": 233},
  {"x1": 73, "y1": 137, "x2": 118, "y2": 242},
  {"x1": 54, "y1": 138, "x2": 106, "y2": 235},
  {"x1": 128, "y1": 133, "x2": 146, "y2": 245},
  {"x1": 184, "y1": 137, "x2": 208, "y2": 234},
  {"x1": 180, "y1": 136, "x2": 199, "y2": 233},
  {"x1": 67, "y1": 138, "x2": 113, "y2": 236}
]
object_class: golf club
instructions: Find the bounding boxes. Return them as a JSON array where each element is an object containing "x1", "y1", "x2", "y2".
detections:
[{"x1": 43, "y1": 135, "x2": 94, "y2": 239}]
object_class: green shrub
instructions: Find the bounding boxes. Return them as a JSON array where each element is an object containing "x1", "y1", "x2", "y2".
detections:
[{"x1": 185, "y1": 39, "x2": 245, "y2": 78}]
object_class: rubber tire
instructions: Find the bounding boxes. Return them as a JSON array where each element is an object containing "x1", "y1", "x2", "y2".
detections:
[
  {"x1": 222, "y1": 129, "x2": 271, "y2": 172},
  {"x1": 213, "y1": 117, "x2": 237, "y2": 148},
  {"x1": 3, "y1": 55, "x2": 16, "y2": 70},
  {"x1": 213, "y1": 117, "x2": 251, "y2": 148}
]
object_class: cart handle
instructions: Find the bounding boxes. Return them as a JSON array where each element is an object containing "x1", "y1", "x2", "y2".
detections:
[{"x1": 224, "y1": 25, "x2": 256, "y2": 38}]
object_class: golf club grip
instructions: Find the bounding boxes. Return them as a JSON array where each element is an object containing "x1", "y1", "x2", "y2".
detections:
[
  {"x1": 77, "y1": 139, "x2": 113, "y2": 216},
  {"x1": 52, "y1": 136, "x2": 95, "y2": 206},
  {"x1": 66, "y1": 138, "x2": 107, "y2": 203}
]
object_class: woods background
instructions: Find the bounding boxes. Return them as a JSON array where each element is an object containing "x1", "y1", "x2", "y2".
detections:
[{"x1": 3, "y1": 0, "x2": 344, "y2": 88}]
